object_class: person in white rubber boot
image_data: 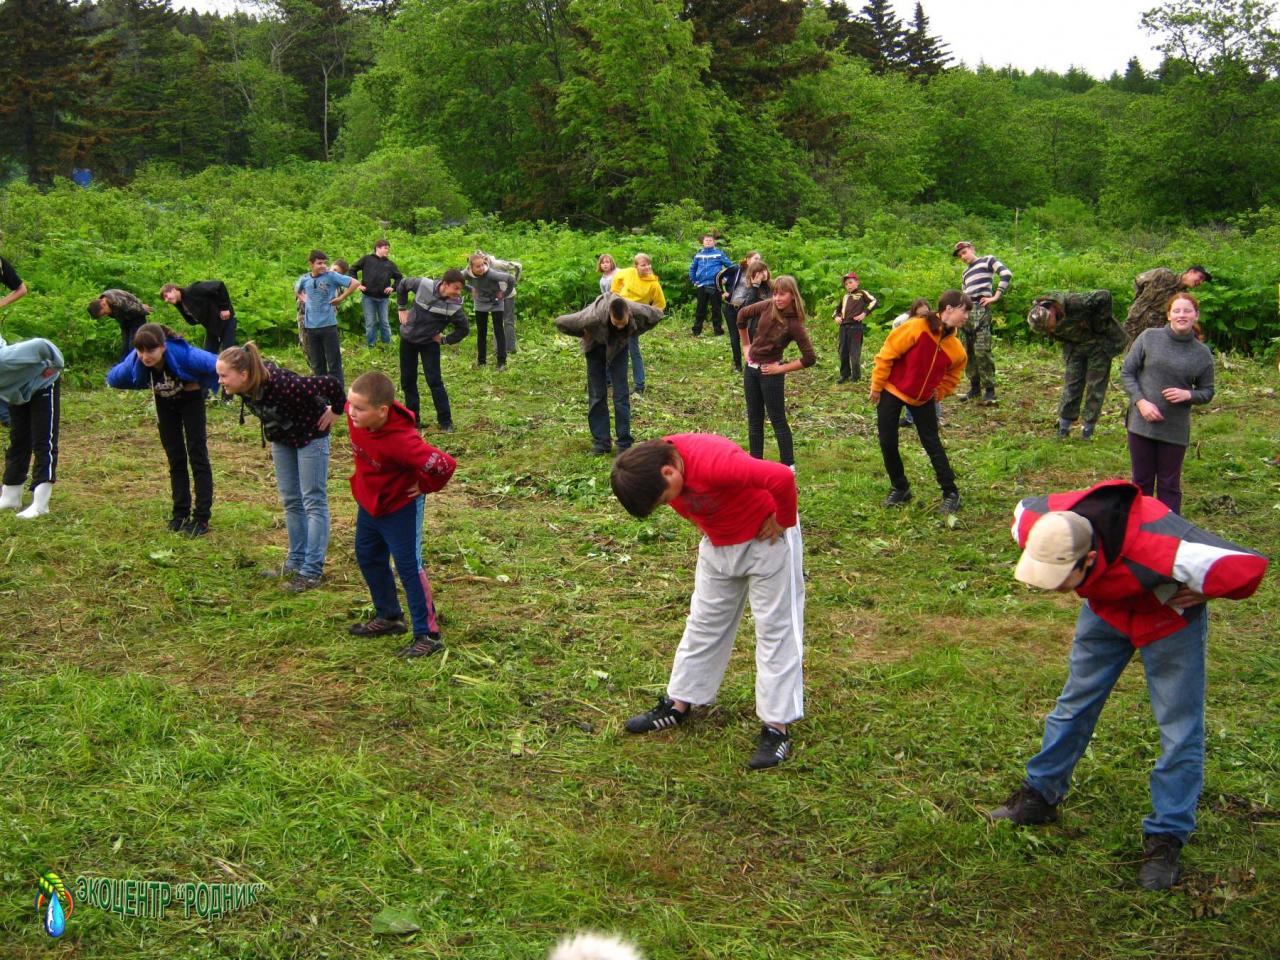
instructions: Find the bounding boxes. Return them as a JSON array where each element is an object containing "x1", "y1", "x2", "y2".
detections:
[{"x1": 0, "y1": 336, "x2": 63, "y2": 519}]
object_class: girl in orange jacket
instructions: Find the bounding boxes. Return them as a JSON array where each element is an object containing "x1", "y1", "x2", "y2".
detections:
[{"x1": 869, "y1": 290, "x2": 970, "y2": 513}]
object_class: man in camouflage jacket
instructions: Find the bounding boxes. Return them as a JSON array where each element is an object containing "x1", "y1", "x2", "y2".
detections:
[
  {"x1": 1124, "y1": 265, "x2": 1211, "y2": 344},
  {"x1": 1027, "y1": 290, "x2": 1127, "y2": 439}
]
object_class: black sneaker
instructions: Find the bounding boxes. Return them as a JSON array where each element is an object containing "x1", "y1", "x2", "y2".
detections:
[
  {"x1": 623, "y1": 696, "x2": 687, "y2": 734},
  {"x1": 395, "y1": 634, "x2": 444, "y2": 658},
  {"x1": 167, "y1": 516, "x2": 190, "y2": 532},
  {"x1": 837, "y1": 376, "x2": 850, "y2": 384},
  {"x1": 959, "y1": 385, "x2": 980, "y2": 402},
  {"x1": 348, "y1": 616, "x2": 408, "y2": 637},
  {"x1": 1139, "y1": 833, "x2": 1182, "y2": 891},
  {"x1": 940, "y1": 491, "x2": 961, "y2": 515},
  {"x1": 590, "y1": 443, "x2": 612, "y2": 456},
  {"x1": 883, "y1": 487, "x2": 912, "y2": 507},
  {"x1": 282, "y1": 574, "x2": 323, "y2": 593},
  {"x1": 747, "y1": 725, "x2": 791, "y2": 770},
  {"x1": 438, "y1": 423, "x2": 455, "y2": 433},
  {"x1": 981, "y1": 388, "x2": 998, "y2": 405},
  {"x1": 987, "y1": 784, "x2": 1059, "y2": 825},
  {"x1": 181, "y1": 519, "x2": 210, "y2": 537}
]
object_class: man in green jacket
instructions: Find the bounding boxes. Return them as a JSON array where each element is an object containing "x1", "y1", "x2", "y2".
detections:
[{"x1": 1028, "y1": 290, "x2": 1127, "y2": 439}]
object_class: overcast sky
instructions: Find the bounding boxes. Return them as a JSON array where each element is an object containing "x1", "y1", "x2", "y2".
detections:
[{"x1": 174, "y1": 0, "x2": 1178, "y2": 80}]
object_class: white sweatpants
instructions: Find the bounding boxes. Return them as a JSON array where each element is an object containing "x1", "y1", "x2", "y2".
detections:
[{"x1": 666, "y1": 524, "x2": 805, "y2": 726}]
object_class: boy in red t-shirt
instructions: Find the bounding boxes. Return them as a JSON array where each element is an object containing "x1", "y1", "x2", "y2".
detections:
[
  {"x1": 611, "y1": 434, "x2": 805, "y2": 769},
  {"x1": 346, "y1": 371, "x2": 456, "y2": 658}
]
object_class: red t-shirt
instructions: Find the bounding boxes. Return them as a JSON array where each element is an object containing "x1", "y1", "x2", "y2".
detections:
[
  {"x1": 348, "y1": 402, "x2": 456, "y2": 517},
  {"x1": 666, "y1": 433, "x2": 798, "y2": 546}
]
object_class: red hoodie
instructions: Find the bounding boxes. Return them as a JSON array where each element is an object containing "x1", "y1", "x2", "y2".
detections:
[
  {"x1": 348, "y1": 402, "x2": 456, "y2": 517},
  {"x1": 666, "y1": 433, "x2": 797, "y2": 546},
  {"x1": 1012, "y1": 481, "x2": 1268, "y2": 647}
]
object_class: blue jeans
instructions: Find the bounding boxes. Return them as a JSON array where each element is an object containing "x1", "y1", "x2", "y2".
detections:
[
  {"x1": 363, "y1": 297, "x2": 391, "y2": 346},
  {"x1": 629, "y1": 336, "x2": 645, "y2": 389},
  {"x1": 586, "y1": 345, "x2": 631, "y2": 450},
  {"x1": 355, "y1": 498, "x2": 440, "y2": 637},
  {"x1": 1025, "y1": 602, "x2": 1208, "y2": 841},
  {"x1": 271, "y1": 435, "x2": 331, "y2": 579}
]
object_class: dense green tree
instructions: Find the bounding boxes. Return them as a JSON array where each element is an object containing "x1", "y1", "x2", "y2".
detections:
[
  {"x1": 680, "y1": 0, "x2": 817, "y2": 97},
  {"x1": 901, "y1": 2, "x2": 948, "y2": 80},
  {"x1": 857, "y1": 0, "x2": 905, "y2": 74},
  {"x1": 0, "y1": 0, "x2": 115, "y2": 181}
]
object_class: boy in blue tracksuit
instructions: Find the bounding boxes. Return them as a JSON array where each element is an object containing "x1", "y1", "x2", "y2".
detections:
[{"x1": 689, "y1": 234, "x2": 734, "y2": 337}]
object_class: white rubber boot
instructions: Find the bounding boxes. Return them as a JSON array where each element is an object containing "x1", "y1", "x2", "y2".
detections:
[
  {"x1": 0, "y1": 484, "x2": 22, "y2": 511},
  {"x1": 17, "y1": 482, "x2": 51, "y2": 519}
]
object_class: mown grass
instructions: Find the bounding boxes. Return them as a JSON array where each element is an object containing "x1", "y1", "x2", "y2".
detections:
[{"x1": 1, "y1": 314, "x2": 1278, "y2": 959}]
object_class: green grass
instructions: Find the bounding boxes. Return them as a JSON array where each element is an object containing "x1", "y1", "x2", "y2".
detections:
[{"x1": 1, "y1": 316, "x2": 1278, "y2": 959}]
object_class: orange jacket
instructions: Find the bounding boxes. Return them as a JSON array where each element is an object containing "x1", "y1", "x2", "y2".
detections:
[{"x1": 870, "y1": 317, "x2": 967, "y2": 405}]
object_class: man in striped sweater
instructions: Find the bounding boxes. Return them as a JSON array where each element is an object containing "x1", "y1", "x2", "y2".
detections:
[{"x1": 952, "y1": 241, "x2": 1012, "y2": 404}]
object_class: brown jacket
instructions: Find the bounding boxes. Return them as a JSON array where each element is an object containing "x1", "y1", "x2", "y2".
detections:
[{"x1": 737, "y1": 300, "x2": 817, "y2": 368}]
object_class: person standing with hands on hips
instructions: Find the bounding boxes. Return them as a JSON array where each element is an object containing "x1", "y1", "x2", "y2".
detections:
[
  {"x1": 295, "y1": 250, "x2": 363, "y2": 389},
  {"x1": 350, "y1": 240, "x2": 403, "y2": 350},
  {"x1": 952, "y1": 240, "x2": 1011, "y2": 404}
]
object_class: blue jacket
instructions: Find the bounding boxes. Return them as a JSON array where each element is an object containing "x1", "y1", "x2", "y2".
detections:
[
  {"x1": 689, "y1": 246, "x2": 734, "y2": 288},
  {"x1": 106, "y1": 336, "x2": 220, "y2": 394},
  {"x1": 0, "y1": 338, "x2": 64, "y2": 404}
]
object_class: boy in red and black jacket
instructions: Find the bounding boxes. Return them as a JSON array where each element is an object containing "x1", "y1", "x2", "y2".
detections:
[
  {"x1": 345, "y1": 371, "x2": 457, "y2": 658},
  {"x1": 990, "y1": 480, "x2": 1268, "y2": 890}
]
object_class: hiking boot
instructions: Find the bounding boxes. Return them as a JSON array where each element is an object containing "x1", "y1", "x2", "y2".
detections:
[
  {"x1": 1081, "y1": 422, "x2": 1096, "y2": 440},
  {"x1": 623, "y1": 696, "x2": 687, "y2": 734},
  {"x1": 940, "y1": 491, "x2": 962, "y2": 515},
  {"x1": 181, "y1": 519, "x2": 210, "y2": 537},
  {"x1": 747, "y1": 725, "x2": 792, "y2": 770},
  {"x1": 1139, "y1": 834, "x2": 1182, "y2": 891},
  {"x1": 395, "y1": 634, "x2": 444, "y2": 658},
  {"x1": 883, "y1": 487, "x2": 912, "y2": 507},
  {"x1": 348, "y1": 616, "x2": 408, "y2": 637},
  {"x1": 981, "y1": 388, "x2": 998, "y2": 405},
  {"x1": 1057, "y1": 419, "x2": 1072, "y2": 439},
  {"x1": 258, "y1": 565, "x2": 298, "y2": 580},
  {"x1": 959, "y1": 383, "x2": 980, "y2": 402},
  {"x1": 282, "y1": 574, "x2": 323, "y2": 594},
  {"x1": 167, "y1": 516, "x2": 190, "y2": 532},
  {"x1": 987, "y1": 784, "x2": 1059, "y2": 825}
]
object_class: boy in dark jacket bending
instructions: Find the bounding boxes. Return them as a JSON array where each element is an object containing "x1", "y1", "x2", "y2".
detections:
[{"x1": 396, "y1": 270, "x2": 470, "y2": 433}]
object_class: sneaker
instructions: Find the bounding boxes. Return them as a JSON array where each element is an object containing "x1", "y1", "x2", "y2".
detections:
[
  {"x1": 348, "y1": 616, "x2": 408, "y2": 637},
  {"x1": 167, "y1": 516, "x2": 190, "y2": 532},
  {"x1": 987, "y1": 784, "x2": 1059, "y2": 825},
  {"x1": 747, "y1": 725, "x2": 791, "y2": 770},
  {"x1": 1081, "y1": 422, "x2": 1096, "y2": 440},
  {"x1": 623, "y1": 696, "x2": 687, "y2": 734},
  {"x1": 258, "y1": 566, "x2": 298, "y2": 580},
  {"x1": 899, "y1": 416, "x2": 912, "y2": 428},
  {"x1": 496, "y1": 362, "x2": 506, "y2": 371},
  {"x1": 438, "y1": 423, "x2": 455, "y2": 433},
  {"x1": 590, "y1": 443, "x2": 612, "y2": 456},
  {"x1": 395, "y1": 634, "x2": 444, "y2": 658},
  {"x1": 282, "y1": 574, "x2": 323, "y2": 593},
  {"x1": 1057, "y1": 422, "x2": 1071, "y2": 439},
  {"x1": 940, "y1": 491, "x2": 961, "y2": 515},
  {"x1": 837, "y1": 376, "x2": 850, "y2": 384},
  {"x1": 981, "y1": 388, "x2": 998, "y2": 405},
  {"x1": 1139, "y1": 833, "x2": 1182, "y2": 891},
  {"x1": 882, "y1": 487, "x2": 912, "y2": 507},
  {"x1": 633, "y1": 384, "x2": 646, "y2": 395},
  {"x1": 181, "y1": 519, "x2": 210, "y2": 537}
]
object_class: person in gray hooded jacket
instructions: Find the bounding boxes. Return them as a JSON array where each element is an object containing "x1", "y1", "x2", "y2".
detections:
[
  {"x1": 0, "y1": 336, "x2": 64, "y2": 519},
  {"x1": 463, "y1": 254, "x2": 515, "y2": 370},
  {"x1": 396, "y1": 269, "x2": 470, "y2": 432},
  {"x1": 554, "y1": 292, "x2": 662, "y2": 455}
]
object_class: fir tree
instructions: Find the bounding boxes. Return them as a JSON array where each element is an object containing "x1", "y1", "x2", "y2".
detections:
[
  {"x1": 681, "y1": 0, "x2": 819, "y2": 97},
  {"x1": 859, "y1": 0, "x2": 906, "y2": 74},
  {"x1": 902, "y1": 2, "x2": 949, "y2": 80}
]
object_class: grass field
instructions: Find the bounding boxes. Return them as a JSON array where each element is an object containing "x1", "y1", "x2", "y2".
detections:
[{"x1": 2, "y1": 312, "x2": 1278, "y2": 959}]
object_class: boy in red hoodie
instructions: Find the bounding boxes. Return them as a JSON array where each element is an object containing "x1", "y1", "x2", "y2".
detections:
[
  {"x1": 346, "y1": 371, "x2": 457, "y2": 657},
  {"x1": 611, "y1": 434, "x2": 804, "y2": 770}
]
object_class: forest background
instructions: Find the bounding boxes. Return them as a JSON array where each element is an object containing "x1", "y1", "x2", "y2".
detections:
[{"x1": 1, "y1": 0, "x2": 1279, "y2": 360}]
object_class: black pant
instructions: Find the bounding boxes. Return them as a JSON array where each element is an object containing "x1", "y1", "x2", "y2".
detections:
[
  {"x1": 304, "y1": 325, "x2": 344, "y2": 392},
  {"x1": 156, "y1": 389, "x2": 213, "y2": 522},
  {"x1": 723, "y1": 303, "x2": 744, "y2": 371},
  {"x1": 4, "y1": 380, "x2": 59, "y2": 488},
  {"x1": 744, "y1": 365, "x2": 794, "y2": 466},
  {"x1": 475, "y1": 310, "x2": 506, "y2": 366},
  {"x1": 203, "y1": 316, "x2": 238, "y2": 355},
  {"x1": 693, "y1": 286, "x2": 724, "y2": 336},
  {"x1": 876, "y1": 391, "x2": 956, "y2": 496},
  {"x1": 399, "y1": 338, "x2": 452, "y2": 429},
  {"x1": 838, "y1": 323, "x2": 864, "y2": 381},
  {"x1": 119, "y1": 317, "x2": 146, "y2": 361}
]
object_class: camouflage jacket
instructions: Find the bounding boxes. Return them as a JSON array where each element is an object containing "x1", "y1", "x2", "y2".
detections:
[
  {"x1": 1030, "y1": 290, "x2": 1126, "y2": 354},
  {"x1": 101, "y1": 289, "x2": 152, "y2": 324},
  {"x1": 1125, "y1": 268, "x2": 1182, "y2": 330}
]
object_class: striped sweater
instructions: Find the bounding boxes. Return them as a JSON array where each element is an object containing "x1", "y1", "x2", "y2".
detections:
[{"x1": 962, "y1": 254, "x2": 1012, "y2": 300}]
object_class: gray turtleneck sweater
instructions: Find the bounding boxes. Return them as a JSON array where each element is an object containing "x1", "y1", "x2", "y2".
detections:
[{"x1": 1120, "y1": 325, "x2": 1214, "y2": 446}]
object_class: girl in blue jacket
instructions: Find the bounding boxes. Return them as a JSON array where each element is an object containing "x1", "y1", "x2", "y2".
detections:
[{"x1": 107, "y1": 323, "x2": 219, "y2": 536}]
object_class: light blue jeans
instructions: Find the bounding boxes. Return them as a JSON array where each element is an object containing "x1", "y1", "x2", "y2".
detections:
[
  {"x1": 363, "y1": 296, "x2": 392, "y2": 346},
  {"x1": 1024, "y1": 601, "x2": 1208, "y2": 841},
  {"x1": 271, "y1": 435, "x2": 331, "y2": 579}
]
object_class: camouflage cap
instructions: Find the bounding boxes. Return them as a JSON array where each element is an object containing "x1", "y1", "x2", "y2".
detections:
[{"x1": 1026, "y1": 300, "x2": 1057, "y2": 335}]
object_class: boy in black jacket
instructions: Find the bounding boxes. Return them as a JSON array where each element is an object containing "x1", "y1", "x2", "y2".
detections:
[
  {"x1": 161, "y1": 280, "x2": 238, "y2": 354},
  {"x1": 351, "y1": 240, "x2": 404, "y2": 350},
  {"x1": 396, "y1": 270, "x2": 470, "y2": 432}
]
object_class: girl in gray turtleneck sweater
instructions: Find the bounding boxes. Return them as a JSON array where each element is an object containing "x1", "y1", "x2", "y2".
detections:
[{"x1": 1120, "y1": 291, "x2": 1214, "y2": 515}]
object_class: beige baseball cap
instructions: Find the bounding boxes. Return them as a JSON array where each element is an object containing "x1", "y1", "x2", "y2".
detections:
[{"x1": 1015, "y1": 511, "x2": 1094, "y2": 589}]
